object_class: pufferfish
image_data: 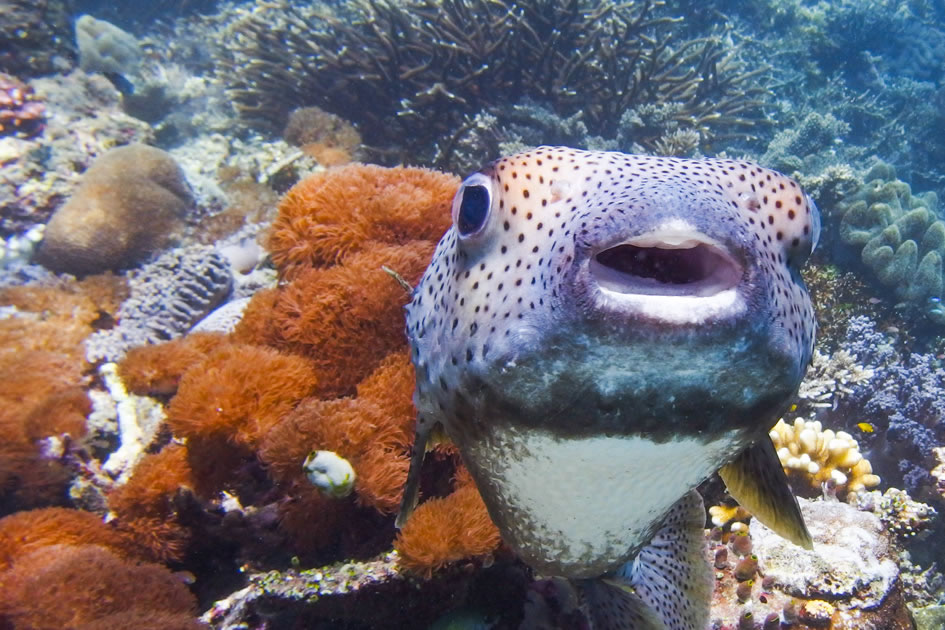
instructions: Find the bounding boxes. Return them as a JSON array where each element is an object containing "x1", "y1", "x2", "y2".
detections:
[{"x1": 398, "y1": 146, "x2": 819, "y2": 629}]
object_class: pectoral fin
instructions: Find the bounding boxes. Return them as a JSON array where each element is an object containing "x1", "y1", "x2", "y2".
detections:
[
  {"x1": 395, "y1": 414, "x2": 435, "y2": 528},
  {"x1": 582, "y1": 490, "x2": 711, "y2": 630},
  {"x1": 720, "y1": 438, "x2": 813, "y2": 550}
]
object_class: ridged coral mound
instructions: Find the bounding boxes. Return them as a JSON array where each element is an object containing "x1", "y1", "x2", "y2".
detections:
[
  {"x1": 834, "y1": 161, "x2": 945, "y2": 314},
  {"x1": 35, "y1": 144, "x2": 194, "y2": 275}
]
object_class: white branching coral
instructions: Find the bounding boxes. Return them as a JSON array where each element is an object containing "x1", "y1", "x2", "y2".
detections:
[
  {"x1": 770, "y1": 418, "x2": 881, "y2": 500},
  {"x1": 797, "y1": 349, "x2": 874, "y2": 410}
]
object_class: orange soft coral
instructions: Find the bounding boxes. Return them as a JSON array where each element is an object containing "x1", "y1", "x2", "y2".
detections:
[
  {"x1": 395, "y1": 468, "x2": 501, "y2": 578},
  {"x1": 166, "y1": 343, "x2": 317, "y2": 447},
  {"x1": 118, "y1": 332, "x2": 228, "y2": 396},
  {"x1": 0, "y1": 544, "x2": 196, "y2": 629},
  {"x1": 0, "y1": 507, "x2": 137, "y2": 571},
  {"x1": 267, "y1": 241, "x2": 433, "y2": 397},
  {"x1": 268, "y1": 163, "x2": 457, "y2": 277},
  {"x1": 260, "y1": 352, "x2": 416, "y2": 513},
  {"x1": 107, "y1": 444, "x2": 195, "y2": 562},
  {"x1": 230, "y1": 287, "x2": 278, "y2": 347}
]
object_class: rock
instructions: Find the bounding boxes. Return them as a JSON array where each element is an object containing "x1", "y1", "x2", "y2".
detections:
[
  {"x1": 75, "y1": 15, "x2": 141, "y2": 79},
  {"x1": 35, "y1": 144, "x2": 193, "y2": 275},
  {"x1": 749, "y1": 498, "x2": 913, "y2": 629}
]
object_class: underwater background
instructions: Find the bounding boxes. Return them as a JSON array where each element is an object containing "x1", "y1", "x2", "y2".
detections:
[{"x1": 1, "y1": 0, "x2": 945, "y2": 628}]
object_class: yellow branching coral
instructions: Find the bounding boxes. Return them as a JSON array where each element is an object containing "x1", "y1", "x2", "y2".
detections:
[{"x1": 769, "y1": 418, "x2": 881, "y2": 499}]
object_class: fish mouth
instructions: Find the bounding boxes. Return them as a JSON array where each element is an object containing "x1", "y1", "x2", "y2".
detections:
[{"x1": 590, "y1": 232, "x2": 742, "y2": 298}]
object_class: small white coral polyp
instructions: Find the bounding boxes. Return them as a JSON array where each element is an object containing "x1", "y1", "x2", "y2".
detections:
[{"x1": 770, "y1": 418, "x2": 880, "y2": 500}]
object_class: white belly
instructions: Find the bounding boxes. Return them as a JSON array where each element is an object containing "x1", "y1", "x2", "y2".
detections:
[{"x1": 463, "y1": 426, "x2": 739, "y2": 578}]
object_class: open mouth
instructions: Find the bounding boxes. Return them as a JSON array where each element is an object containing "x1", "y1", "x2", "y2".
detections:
[{"x1": 590, "y1": 234, "x2": 742, "y2": 297}]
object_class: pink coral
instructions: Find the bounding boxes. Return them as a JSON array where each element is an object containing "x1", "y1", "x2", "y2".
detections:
[{"x1": 0, "y1": 72, "x2": 45, "y2": 138}]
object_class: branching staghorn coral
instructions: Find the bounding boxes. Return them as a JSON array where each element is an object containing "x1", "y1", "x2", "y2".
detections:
[{"x1": 219, "y1": 0, "x2": 769, "y2": 167}]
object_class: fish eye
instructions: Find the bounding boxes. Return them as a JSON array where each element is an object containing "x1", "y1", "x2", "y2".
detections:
[
  {"x1": 807, "y1": 194, "x2": 821, "y2": 254},
  {"x1": 453, "y1": 173, "x2": 493, "y2": 237}
]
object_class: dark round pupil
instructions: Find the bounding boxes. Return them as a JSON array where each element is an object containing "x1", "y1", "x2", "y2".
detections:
[{"x1": 457, "y1": 185, "x2": 490, "y2": 235}]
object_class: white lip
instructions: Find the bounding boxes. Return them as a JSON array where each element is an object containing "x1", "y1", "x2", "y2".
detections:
[{"x1": 588, "y1": 227, "x2": 746, "y2": 324}]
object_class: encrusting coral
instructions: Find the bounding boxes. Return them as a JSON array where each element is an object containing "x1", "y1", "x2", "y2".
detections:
[{"x1": 769, "y1": 417, "x2": 881, "y2": 500}]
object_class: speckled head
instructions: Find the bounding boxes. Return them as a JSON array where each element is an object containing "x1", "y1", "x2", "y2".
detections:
[{"x1": 406, "y1": 147, "x2": 818, "y2": 578}]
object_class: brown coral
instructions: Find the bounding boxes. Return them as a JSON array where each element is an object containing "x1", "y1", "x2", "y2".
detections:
[
  {"x1": 267, "y1": 163, "x2": 456, "y2": 276},
  {"x1": 118, "y1": 332, "x2": 228, "y2": 396},
  {"x1": 107, "y1": 444, "x2": 195, "y2": 563},
  {"x1": 0, "y1": 283, "x2": 106, "y2": 511},
  {"x1": 0, "y1": 507, "x2": 136, "y2": 571},
  {"x1": 35, "y1": 144, "x2": 194, "y2": 275},
  {"x1": 395, "y1": 468, "x2": 501, "y2": 578},
  {"x1": 0, "y1": 544, "x2": 196, "y2": 629},
  {"x1": 167, "y1": 343, "x2": 317, "y2": 447},
  {"x1": 260, "y1": 352, "x2": 416, "y2": 513},
  {"x1": 267, "y1": 241, "x2": 434, "y2": 396}
]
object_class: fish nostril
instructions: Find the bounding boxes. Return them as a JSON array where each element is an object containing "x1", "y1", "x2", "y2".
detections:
[{"x1": 595, "y1": 244, "x2": 715, "y2": 285}]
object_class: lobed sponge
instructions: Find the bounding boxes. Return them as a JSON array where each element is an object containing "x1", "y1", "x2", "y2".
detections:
[{"x1": 769, "y1": 418, "x2": 881, "y2": 500}]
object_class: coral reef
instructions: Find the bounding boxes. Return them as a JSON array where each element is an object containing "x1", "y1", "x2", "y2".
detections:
[
  {"x1": 263, "y1": 242, "x2": 435, "y2": 397},
  {"x1": 0, "y1": 544, "x2": 199, "y2": 629},
  {"x1": 36, "y1": 144, "x2": 194, "y2": 275},
  {"x1": 85, "y1": 246, "x2": 232, "y2": 363},
  {"x1": 0, "y1": 278, "x2": 126, "y2": 513},
  {"x1": 838, "y1": 316, "x2": 945, "y2": 495},
  {"x1": 0, "y1": 72, "x2": 45, "y2": 138},
  {"x1": 749, "y1": 499, "x2": 910, "y2": 626},
  {"x1": 0, "y1": 0, "x2": 75, "y2": 77},
  {"x1": 852, "y1": 488, "x2": 937, "y2": 544},
  {"x1": 702, "y1": 497, "x2": 915, "y2": 629},
  {"x1": 220, "y1": 0, "x2": 769, "y2": 167},
  {"x1": 769, "y1": 417, "x2": 881, "y2": 500}
]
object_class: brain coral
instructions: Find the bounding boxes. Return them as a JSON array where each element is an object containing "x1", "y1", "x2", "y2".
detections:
[
  {"x1": 35, "y1": 144, "x2": 193, "y2": 275},
  {"x1": 833, "y1": 161, "x2": 944, "y2": 313}
]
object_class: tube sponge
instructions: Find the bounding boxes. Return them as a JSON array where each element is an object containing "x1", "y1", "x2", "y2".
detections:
[{"x1": 268, "y1": 163, "x2": 458, "y2": 277}]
